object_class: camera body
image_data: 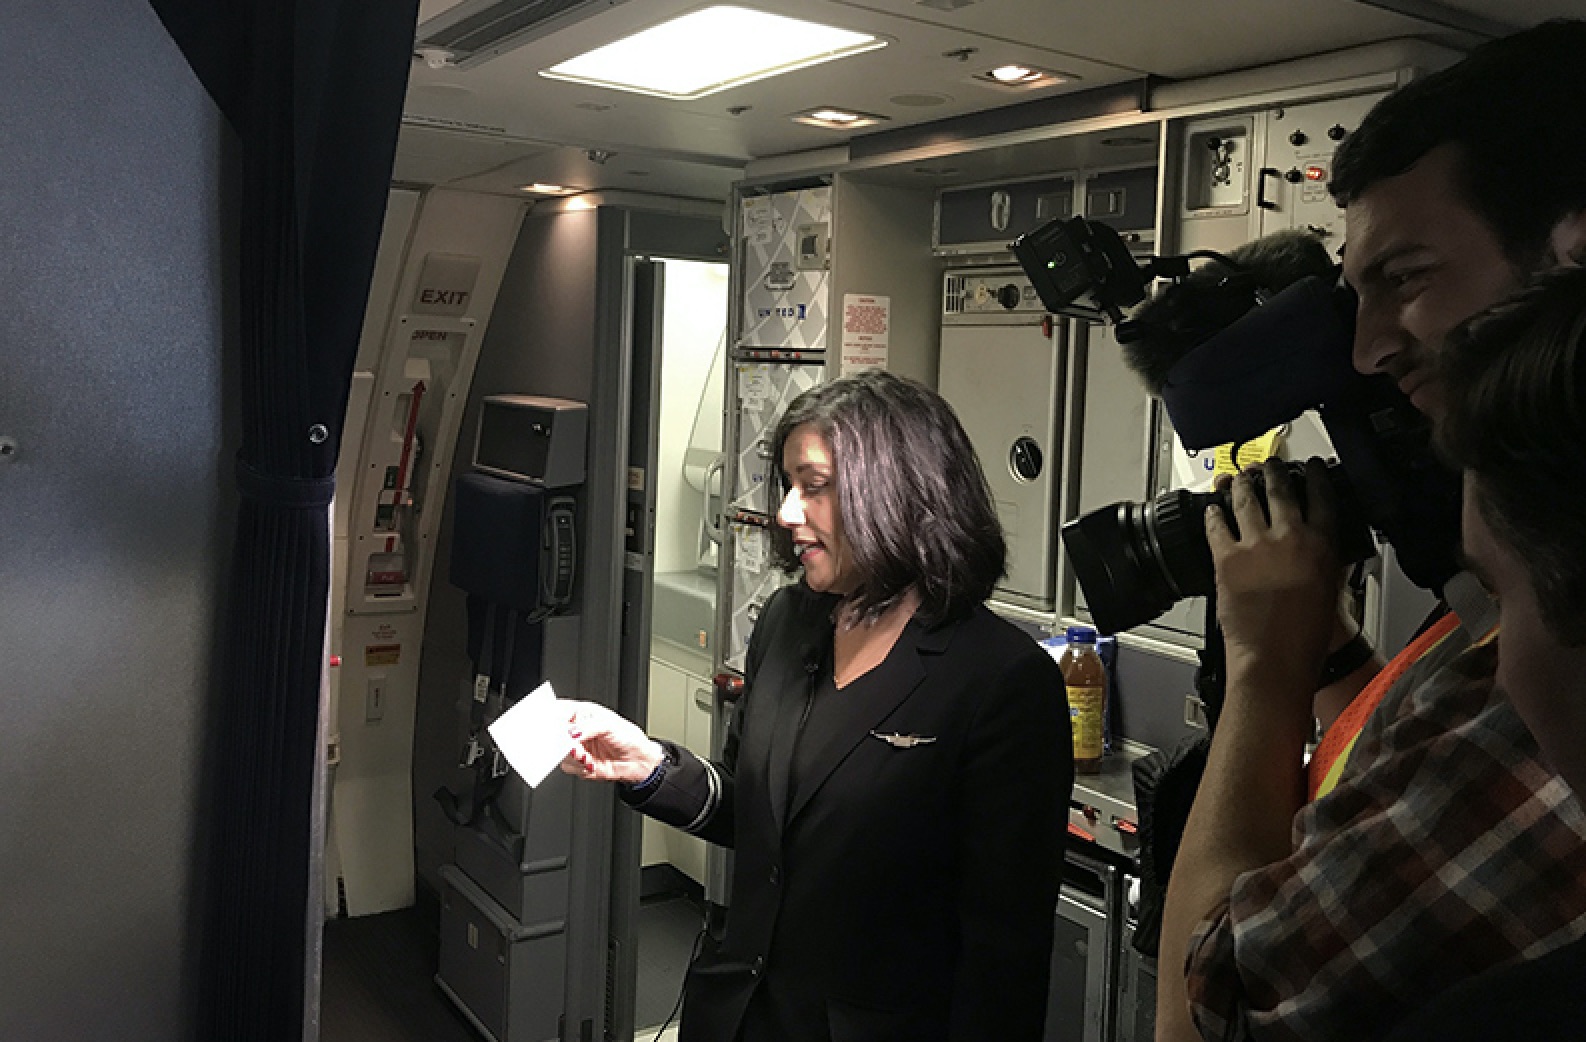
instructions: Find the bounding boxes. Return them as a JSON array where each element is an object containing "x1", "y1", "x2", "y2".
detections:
[
  {"x1": 1062, "y1": 462, "x2": 1378, "y2": 636},
  {"x1": 1011, "y1": 216, "x2": 1462, "y2": 635}
]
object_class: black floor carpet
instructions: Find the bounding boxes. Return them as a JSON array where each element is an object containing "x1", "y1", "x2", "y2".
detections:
[
  {"x1": 320, "y1": 889, "x2": 705, "y2": 1042},
  {"x1": 321, "y1": 898, "x2": 478, "y2": 1042},
  {"x1": 634, "y1": 894, "x2": 706, "y2": 1032}
]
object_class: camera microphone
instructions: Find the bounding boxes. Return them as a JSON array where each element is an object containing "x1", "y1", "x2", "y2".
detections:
[{"x1": 1119, "y1": 229, "x2": 1339, "y2": 398}]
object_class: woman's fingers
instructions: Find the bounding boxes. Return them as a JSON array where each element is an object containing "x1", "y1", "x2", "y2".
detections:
[{"x1": 559, "y1": 740, "x2": 605, "y2": 780}]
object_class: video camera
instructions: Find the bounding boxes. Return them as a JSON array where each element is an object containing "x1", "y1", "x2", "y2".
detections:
[{"x1": 1011, "y1": 215, "x2": 1462, "y2": 635}]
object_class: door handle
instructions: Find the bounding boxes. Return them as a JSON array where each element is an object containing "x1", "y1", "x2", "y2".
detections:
[
  {"x1": 702, "y1": 455, "x2": 725, "y2": 545},
  {"x1": 1257, "y1": 167, "x2": 1282, "y2": 211}
]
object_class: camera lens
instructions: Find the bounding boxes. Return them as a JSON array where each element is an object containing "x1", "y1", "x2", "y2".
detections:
[{"x1": 1061, "y1": 461, "x2": 1376, "y2": 635}]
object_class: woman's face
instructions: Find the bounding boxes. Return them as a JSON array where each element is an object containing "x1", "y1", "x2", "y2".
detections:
[
  {"x1": 1462, "y1": 474, "x2": 1586, "y2": 795},
  {"x1": 777, "y1": 423, "x2": 855, "y2": 596}
]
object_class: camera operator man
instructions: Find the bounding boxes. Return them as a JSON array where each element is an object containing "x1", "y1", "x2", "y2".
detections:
[{"x1": 1156, "y1": 19, "x2": 1586, "y2": 1042}]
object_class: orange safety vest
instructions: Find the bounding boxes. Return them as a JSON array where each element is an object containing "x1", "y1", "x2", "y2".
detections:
[{"x1": 1307, "y1": 613, "x2": 1463, "y2": 801}]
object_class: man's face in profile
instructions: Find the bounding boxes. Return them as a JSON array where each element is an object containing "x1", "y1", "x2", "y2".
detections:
[
  {"x1": 1342, "y1": 143, "x2": 1524, "y2": 420},
  {"x1": 1461, "y1": 474, "x2": 1586, "y2": 795}
]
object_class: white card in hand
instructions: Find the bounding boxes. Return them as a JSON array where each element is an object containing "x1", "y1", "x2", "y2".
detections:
[{"x1": 487, "y1": 682, "x2": 574, "y2": 788}]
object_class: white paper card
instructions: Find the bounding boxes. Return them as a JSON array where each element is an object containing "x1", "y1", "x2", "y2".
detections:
[{"x1": 487, "y1": 681, "x2": 573, "y2": 788}]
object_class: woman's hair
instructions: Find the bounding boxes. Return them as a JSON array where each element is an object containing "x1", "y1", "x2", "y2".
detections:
[
  {"x1": 767, "y1": 368, "x2": 1006, "y2": 627},
  {"x1": 1437, "y1": 265, "x2": 1586, "y2": 645}
]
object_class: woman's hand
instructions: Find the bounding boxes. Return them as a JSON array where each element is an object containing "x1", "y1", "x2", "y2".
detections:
[
  {"x1": 1205, "y1": 457, "x2": 1343, "y2": 693},
  {"x1": 558, "y1": 700, "x2": 666, "y2": 785}
]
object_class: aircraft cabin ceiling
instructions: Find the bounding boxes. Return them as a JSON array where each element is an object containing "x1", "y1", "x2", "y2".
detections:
[{"x1": 399, "y1": 0, "x2": 1577, "y2": 201}]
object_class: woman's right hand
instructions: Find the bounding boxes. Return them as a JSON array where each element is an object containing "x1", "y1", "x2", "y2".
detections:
[{"x1": 559, "y1": 700, "x2": 666, "y2": 785}]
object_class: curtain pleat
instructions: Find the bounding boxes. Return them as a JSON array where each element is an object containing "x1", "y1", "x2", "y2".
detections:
[{"x1": 147, "y1": 0, "x2": 418, "y2": 1037}]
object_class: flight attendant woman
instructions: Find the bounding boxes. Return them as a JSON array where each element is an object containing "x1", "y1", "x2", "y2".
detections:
[{"x1": 561, "y1": 368, "x2": 1073, "y2": 1042}]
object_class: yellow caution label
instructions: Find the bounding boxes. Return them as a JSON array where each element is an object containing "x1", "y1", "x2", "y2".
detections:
[{"x1": 1212, "y1": 427, "x2": 1285, "y2": 478}]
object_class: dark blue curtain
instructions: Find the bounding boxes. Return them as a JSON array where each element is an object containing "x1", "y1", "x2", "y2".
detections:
[{"x1": 147, "y1": 0, "x2": 418, "y2": 1037}]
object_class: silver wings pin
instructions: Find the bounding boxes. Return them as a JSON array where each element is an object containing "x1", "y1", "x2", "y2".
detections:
[{"x1": 869, "y1": 730, "x2": 938, "y2": 749}]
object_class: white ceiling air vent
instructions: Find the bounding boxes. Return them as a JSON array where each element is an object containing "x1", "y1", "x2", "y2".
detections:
[{"x1": 416, "y1": 0, "x2": 633, "y2": 69}]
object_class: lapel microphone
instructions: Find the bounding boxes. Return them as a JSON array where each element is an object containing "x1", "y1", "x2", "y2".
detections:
[{"x1": 800, "y1": 643, "x2": 822, "y2": 677}]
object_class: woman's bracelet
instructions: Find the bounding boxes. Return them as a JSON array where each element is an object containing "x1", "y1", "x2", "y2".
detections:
[{"x1": 622, "y1": 743, "x2": 674, "y2": 795}]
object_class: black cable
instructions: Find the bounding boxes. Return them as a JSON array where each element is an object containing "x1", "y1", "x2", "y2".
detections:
[{"x1": 650, "y1": 912, "x2": 709, "y2": 1041}]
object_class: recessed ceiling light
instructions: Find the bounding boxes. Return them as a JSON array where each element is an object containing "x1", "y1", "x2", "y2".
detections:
[
  {"x1": 973, "y1": 64, "x2": 1070, "y2": 89},
  {"x1": 541, "y1": 5, "x2": 886, "y2": 101},
  {"x1": 791, "y1": 107, "x2": 888, "y2": 129},
  {"x1": 990, "y1": 64, "x2": 1039, "y2": 84},
  {"x1": 520, "y1": 183, "x2": 580, "y2": 195}
]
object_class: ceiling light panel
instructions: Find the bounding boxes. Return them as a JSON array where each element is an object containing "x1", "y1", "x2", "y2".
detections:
[
  {"x1": 790, "y1": 107, "x2": 887, "y2": 129},
  {"x1": 989, "y1": 64, "x2": 1039, "y2": 83},
  {"x1": 973, "y1": 63, "x2": 1069, "y2": 89},
  {"x1": 540, "y1": 5, "x2": 886, "y2": 100}
]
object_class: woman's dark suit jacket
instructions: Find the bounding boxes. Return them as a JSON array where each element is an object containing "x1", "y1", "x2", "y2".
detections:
[{"x1": 628, "y1": 584, "x2": 1073, "y2": 1042}]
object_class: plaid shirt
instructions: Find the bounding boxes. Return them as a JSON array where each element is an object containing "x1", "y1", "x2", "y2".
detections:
[{"x1": 1185, "y1": 635, "x2": 1586, "y2": 1042}]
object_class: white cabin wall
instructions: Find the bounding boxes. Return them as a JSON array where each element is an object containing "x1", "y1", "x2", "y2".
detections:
[
  {"x1": 828, "y1": 180, "x2": 941, "y2": 385},
  {"x1": 653, "y1": 260, "x2": 730, "y2": 575},
  {"x1": 330, "y1": 187, "x2": 525, "y2": 917},
  {"x1": 0, "y1": 1, "x2": 234, "y2": 1038}
]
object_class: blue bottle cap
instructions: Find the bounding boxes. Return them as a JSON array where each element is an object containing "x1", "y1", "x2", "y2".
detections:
[{"x1": 1066, "y1": 625, "x2": 1098, "y2": 644}]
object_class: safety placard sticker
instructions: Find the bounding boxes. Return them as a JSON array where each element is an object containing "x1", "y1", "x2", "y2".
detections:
[
  {"x1": 744, "y1": 196, "x2": 775, "y2": 247},
  {"x1": 735, "y1": 524, "x2": 767, "y2": 575},
  {"x1": 739, "y1": 364, "x2": 772, "y2": 412},
  {"x1": 365, "y1": 644, "x2": 401, "y2": 668},
  {"x1": 840, "y1": 293, "x2": 890, "y2": 375}
]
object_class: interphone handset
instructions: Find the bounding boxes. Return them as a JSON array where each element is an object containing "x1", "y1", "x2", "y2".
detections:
[{"x1": 541, "y1": 497, "x2": 576, "y2": 609}]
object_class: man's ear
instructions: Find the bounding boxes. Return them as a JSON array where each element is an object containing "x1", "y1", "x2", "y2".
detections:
[{"x1": 1551, "y1": 209, "x2": 1586, "y2": 266}]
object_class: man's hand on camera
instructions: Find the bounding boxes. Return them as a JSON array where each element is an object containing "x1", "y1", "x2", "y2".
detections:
[{"x1": 1205, "y1": 457, "x2": 1342, "y2": 697}]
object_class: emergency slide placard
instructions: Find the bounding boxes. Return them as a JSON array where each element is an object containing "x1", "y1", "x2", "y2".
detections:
[{"x1": 840, "y1": 293, "x2": 890, "y2": 374}]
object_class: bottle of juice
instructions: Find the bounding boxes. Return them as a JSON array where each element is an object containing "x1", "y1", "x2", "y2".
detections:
[{"x1": 1060, "y1": 625, "x2": 1107, "y2": 774}]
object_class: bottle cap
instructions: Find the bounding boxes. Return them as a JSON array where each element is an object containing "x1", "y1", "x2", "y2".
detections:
[{"x1": 1066, "y1": 625, "x2": 1098, "y2": 644}]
